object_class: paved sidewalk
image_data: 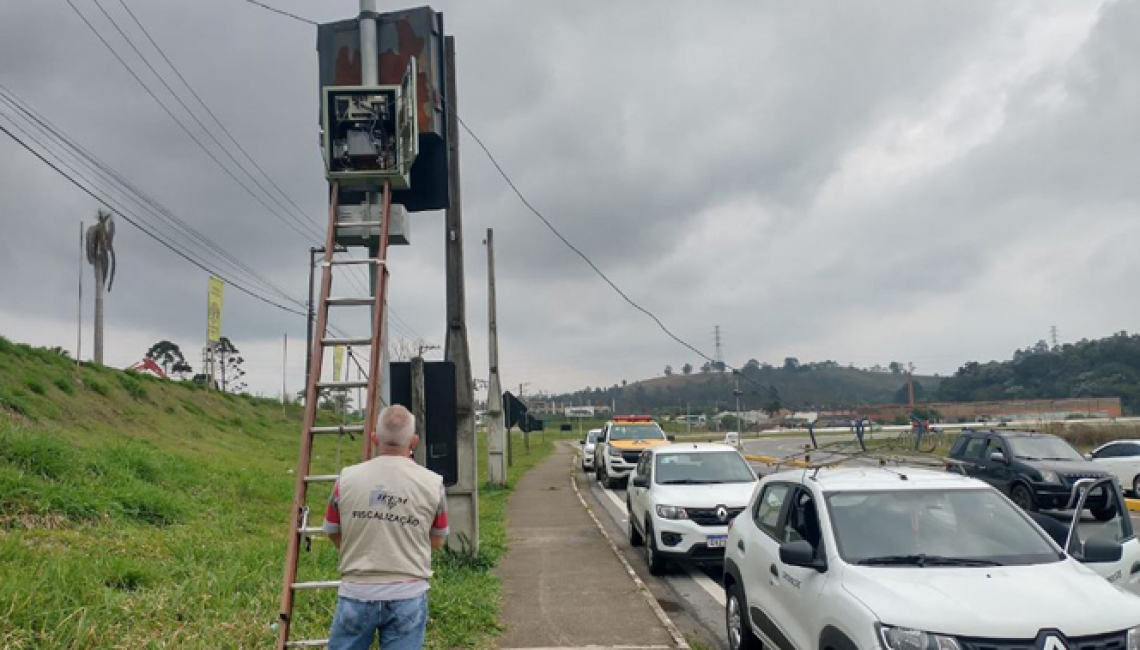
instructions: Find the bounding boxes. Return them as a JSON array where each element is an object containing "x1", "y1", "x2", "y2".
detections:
[{"x1": 496, "y1": 443, "x2": 679, "y2": 649}]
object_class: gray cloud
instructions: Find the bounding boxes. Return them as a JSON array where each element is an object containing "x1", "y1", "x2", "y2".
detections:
[{"x1": 1, "y1": 0, "x2": 1137, "y2": 399}]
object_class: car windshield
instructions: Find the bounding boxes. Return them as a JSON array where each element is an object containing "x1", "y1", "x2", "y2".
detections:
[
  {"x1": 1007, "y1": 436, "x2": 1083, "y2": 461},
  {"x1": 827, "y1": 488, "x2": 1061, "y2": 567},
  {"x1": 655, "y1": 451, "x2": 755, "y2": 484},
  {"x1": 608, "y1": 424, "x2": 666, "y2": 441}
]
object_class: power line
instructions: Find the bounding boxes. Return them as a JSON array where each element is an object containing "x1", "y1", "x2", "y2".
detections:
[
  {"x1": 236, "y1": 0, "x2": 317, "y2": 25},
  {"x1": 64, "y1": 0, "x2": 324, "y2": 245},
  {"x1": 0, "y1": 121, "x2": 308, "y2": 317},
  {"x1": 451, "y1": 108, "x2": 771, "y2": 392},
  {"x1": 0, "y1": 87, "x2": 305, "y2": 310}
]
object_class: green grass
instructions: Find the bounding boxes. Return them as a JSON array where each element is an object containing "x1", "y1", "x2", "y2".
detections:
[{"x1": 0, "y1": 335, "x2": 562, "y2": 649}]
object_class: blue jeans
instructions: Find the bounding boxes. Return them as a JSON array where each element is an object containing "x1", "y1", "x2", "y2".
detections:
[{"x1": 328, "y1": 594, "x2": 428, "y2": 650}]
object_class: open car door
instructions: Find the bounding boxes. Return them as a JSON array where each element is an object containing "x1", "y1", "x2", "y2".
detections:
[{"x1": 1066, "y1": 477, "x2": 1140, "y2": 596}]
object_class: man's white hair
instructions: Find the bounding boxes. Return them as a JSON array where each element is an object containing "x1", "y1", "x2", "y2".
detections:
[{"x1": 377, "y1": 405, "x2": 416, "y2": 448}]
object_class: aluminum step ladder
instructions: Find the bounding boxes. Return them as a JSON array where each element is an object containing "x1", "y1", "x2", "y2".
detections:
[{"x1": 275, "y1": 181, "x2": 393, "y2": 649}]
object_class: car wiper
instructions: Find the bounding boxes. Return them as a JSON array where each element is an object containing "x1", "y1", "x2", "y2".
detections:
[
  {"x1": 1015, "y1": 456, "x2": 1040, "y2": 460},
  {"x1": 658, "y1": 479, "x2": 711, "y2": 485},
  {"x1": 857, "y1": 554, "x2": 1003, "y2": 567}
]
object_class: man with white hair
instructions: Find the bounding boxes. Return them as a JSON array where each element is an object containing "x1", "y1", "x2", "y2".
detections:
[{"x1": 322, "y1": 404, "x2": 448, "y2": 649}]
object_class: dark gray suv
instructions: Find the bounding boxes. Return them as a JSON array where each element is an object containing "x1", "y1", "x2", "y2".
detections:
[{"x1": 948, "y1": 430, "x2": 1117, "y2": 520}]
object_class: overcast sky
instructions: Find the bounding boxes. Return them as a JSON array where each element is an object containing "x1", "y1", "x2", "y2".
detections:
[{"x1": 1, "y1": 0, "x2": 1138, "y2": 399}]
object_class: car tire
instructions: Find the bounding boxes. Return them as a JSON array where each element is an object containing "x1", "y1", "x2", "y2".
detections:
[
  {"x1": 1092, "y1": 504, "x2": 1117, "y2": 522},
  {"x1": 595, "y1": 465, "x2": 603, "y2": 482},
  {"x1": 1132, "y1": 475, "x2": 1140, "y2": 498},
  {"x1": 628, "y1": 503, "x2": 644, "y2": 547},
  {"x1": 644, "y1": 521, "x2": 667, "y2": 575},
  {"x1": 726, "y1": 581, "x2": 762, "y2": 650},
  {"x1": 603, "y1": 473, "x2": 621, "y2": 490},
  {"x1": 1011, "y1": 483, "x2": 1037, "y2": 512}
]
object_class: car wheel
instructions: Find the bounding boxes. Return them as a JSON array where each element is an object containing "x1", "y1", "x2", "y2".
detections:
[
  {"x1": 628, "y1": 505, "x2": 644, "y2": 547},
  {"x1": 644, "y1": 521, "x2": 667, "y2": 575},
  {"x1": 1132, "y1": 475, "x2": 1140, "y2": 498},
  {"x1": 1092, "y1": 504, "x2": 1117, "y2": 522},
  {"x1": 1011, "y1": 484, "x2": 1037, "y2": 512},
  {"x1": 726, "y1": 581, "x2": 762, "y2": 650}
]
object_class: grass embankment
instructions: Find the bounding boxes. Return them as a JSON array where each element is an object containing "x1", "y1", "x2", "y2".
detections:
[{"x1": 0, "y1": 336, "x2": 561, "y2": 648}]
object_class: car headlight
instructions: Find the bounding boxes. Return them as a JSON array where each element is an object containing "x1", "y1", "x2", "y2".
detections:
[
  {"x1": 608, "y1": 447, "x2": 623, "y2": 457},
  {"x1": 880, "y1": 626, "x2": 961, "y2": 650},
  {"x1": 1127, "y1": 626, "x2": 1139, "y2": 650},
  {"x1": 1039, "y1": 470, "x2": 1060, "y2": 483},
  {"x1": 656, "y1": 505, "x2": 688, "y2": 520}
]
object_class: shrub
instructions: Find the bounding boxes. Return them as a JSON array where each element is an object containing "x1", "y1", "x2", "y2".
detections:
[
  {"x1": 24, "y1": 378, "x2": 45, "y2": 396},
  {"x1": 0, "y1": 429, "x2": 72, "y2": 480},
  {"x1": 0, "y1": 392, "x2": 32, "y2": 418},
  {"x1": 88, "y1": 380, "x2": 110, "y2": 397}
]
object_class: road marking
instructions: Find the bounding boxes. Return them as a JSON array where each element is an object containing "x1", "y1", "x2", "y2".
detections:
[
  {"x1": 597, "y1": 483, "x2": 727, "y2": 607},
  {"x1": 682, "y1": 565, "x2": 726, "y2": 607}
]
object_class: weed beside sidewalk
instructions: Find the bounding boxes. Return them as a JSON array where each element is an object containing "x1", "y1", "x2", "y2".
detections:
[{"x1": 426, "y1": 431, "x2": 570, "y2": 649}]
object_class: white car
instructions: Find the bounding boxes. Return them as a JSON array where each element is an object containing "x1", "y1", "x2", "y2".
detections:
[
  {"x1": 1089, "y1": 439, "x2": 1140, "y2": 496},
  {"x1": 626, "y1": 443, "x2": 757, "y2": 574},
  {"x1": 723, "y1": 467, "x2": 1140, "y2": 650},
  {"x1": 580, "y1": 429, "x2": 601, "y2": 471}
]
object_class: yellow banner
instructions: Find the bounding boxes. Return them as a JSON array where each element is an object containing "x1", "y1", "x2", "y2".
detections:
[
  {"x1": 333, "y1": 345, "x2": 345, "y2": 382},
  {"x1": 207, "y1": 277, "x2": 224, "y2": 343}
]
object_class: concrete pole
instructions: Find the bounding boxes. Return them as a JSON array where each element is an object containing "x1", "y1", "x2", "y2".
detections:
[
  {"x1": 442, "y1": 36, "x2": 478, "y2": 553},
  {"x1": 93, "y1": 258, "x2": 104, "y2": 365},
  {"x1": 77, "y1": 221, "x2": 83, "y2": 370},
  {"x1": 359, "y1": 0, "x2": 378, "y2": 86},
  {"x1": 485, "y1": 228, "x2": 506, "y2": 485},
  {"x1": 411, "y1": 356, "x2": 427, "y2": 466}
]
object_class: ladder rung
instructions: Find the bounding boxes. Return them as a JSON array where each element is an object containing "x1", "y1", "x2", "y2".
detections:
[
  {"x1": 324, "y1": 258, "x2": 385, "y2": 266},
  {"x1": 327, "y1": 297, "x2": 374, "y2": 306},
  {"x1": 304, "y1": 474, "x2": 339, "y2": 483},
  {"x1": 337, "y1": 220, "x2": 382, "y2": 229},
  {"x1": 316, "y1": 380, "x2": 367, "y2": 390},
  {"x1": 286, "y1": 640, "x2": 329, "y2": 648},
  {"x1": 321, "y1": 337, "x2": 372, "y2": 347},
  {"x1": 291, "y1": 580, "x2": 341, "y2": 590},
  {"x1": 311, "y1": 424, "x2": 365, "y2": 435},
  {"x1": 299, "y1": 527, "x2": 330, "y2": 536}
]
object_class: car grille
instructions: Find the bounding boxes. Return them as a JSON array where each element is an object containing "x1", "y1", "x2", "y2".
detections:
[
  {"x1": 1061, "y1": 471, "x2": 1111, "y2": 485},
  {"x1": 621, "y1": 451, "x2": 642, "y2": 464},
  {"x1": 686, "y1": 506, "x2": 745, "y2": 526},
  {"x1": 961, "y1": 632, "x2": 1127, "y2": 650}
]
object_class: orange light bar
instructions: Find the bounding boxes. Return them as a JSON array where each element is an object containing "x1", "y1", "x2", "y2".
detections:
[{"x1": 613, "y1": 415, "x2": 655, "y2": 423}]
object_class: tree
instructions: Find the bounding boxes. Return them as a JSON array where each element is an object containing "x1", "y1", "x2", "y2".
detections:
[
  {"x1": 682, "y1": 363, "x2": 693, "y2": 375},
  {"x1": 85, "y1": 210, "x2": 116, "y2": 364},
  {"x1": 171, "y1": 359, "x2": 193, "y2": 379},
  {"x1": 664, "y1": 365, "x2": 673, "y2": 376},
  {"x1": 216, "y1": 337, "x2": 247, "y2": 393},
  {"x1": 783, "y1": 357, "x2": 800, "y2": 371},
  {"x1": 701, "y1": 361, "x2": 713, "y2": 374},
  {"x1": 713, "y1": 361, "x2": 727, "y2": 373},
  {"x1": 763, "y1": 388, "x2": 783, "y2": 418},
  {"x1": 745, "y1": 359, "x2": 761, "y2": 371},
  {"x1": 893, "y1": 380, "x2": 925, "y2": 404},
  {"x1": 145, "y1": 340, "x2": 186, "y2": 376},
  {"x1": 888, "y1": 361, "x2": 903, "y2": 375}
]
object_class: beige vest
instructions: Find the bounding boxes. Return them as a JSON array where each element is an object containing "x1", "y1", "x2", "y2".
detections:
[{"x1": 336, "y1": 455, "x2": 443, "y2": 584}]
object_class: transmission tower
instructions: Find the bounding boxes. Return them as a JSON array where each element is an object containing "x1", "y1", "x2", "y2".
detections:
[{"x1": 1050, "y1": 325, "x2": 1059, "y2": 348}]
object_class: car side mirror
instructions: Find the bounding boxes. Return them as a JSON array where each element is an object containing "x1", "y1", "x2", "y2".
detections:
[
  {"x1": 666, "y1": 435, "x2": 676, "y2": 442},
  {"x1": 1079, "y1": 537, "x2": 1123, "y2": 563},
  {"x1": 779, "y1": 540, "x2": 826, "y2": 572},
  {"x1": 631, "y1": 475, "x2": 649, "y2": 489},
  {"x1": 990, "y1": 451, "x2": 1007, "y2": 464}
]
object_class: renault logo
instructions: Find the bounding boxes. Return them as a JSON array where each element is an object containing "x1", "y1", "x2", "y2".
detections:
[
  {"x1": 716, "y1": 506, "x2": 729, "y2": 522},
  {"x1": 1040, "y1": 635, "x2": 1068, "y2": 650}
]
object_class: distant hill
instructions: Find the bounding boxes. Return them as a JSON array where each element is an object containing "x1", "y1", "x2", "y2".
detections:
[
  {"x1": 936, "y1": 331, "x2": 1140, "y2": 415},
  {"x1": 552, "y1": 362, "x2": 942, "y2": 414}
]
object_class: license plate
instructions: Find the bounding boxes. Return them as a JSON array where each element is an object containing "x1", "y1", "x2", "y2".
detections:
[{"x1": 707, "y1": 535, "x2": 728, "y2": 549}]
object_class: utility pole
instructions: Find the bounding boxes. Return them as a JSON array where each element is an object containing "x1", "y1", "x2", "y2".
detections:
[
  {"x1": 485, "y1": 228, "x2": 506, "y2": 485},
  {"x1": 907, "y1": 362, "x2": 916, "y2": 412},
  {"x1": 77, "y1": 221, "x2": 83, "y2": 372},
  {"x1": 305, "y1": 246, "x2": 322, "y2": 383},
  {"x1": 282, "y1": 333, "x2": 288, "y2": 411},
  {"x1": 714, "y1": 325, "x2": 723, "y2": 368},
  {"x1": 442, "y1": 35, "x2": 478, "y2": 553},
  {"x1": 411, "y1": 356, "x2": 427, "y2": 466},
  {"x1": 1051, "y1": 325, "x2": 1059, "y2": 349}
]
